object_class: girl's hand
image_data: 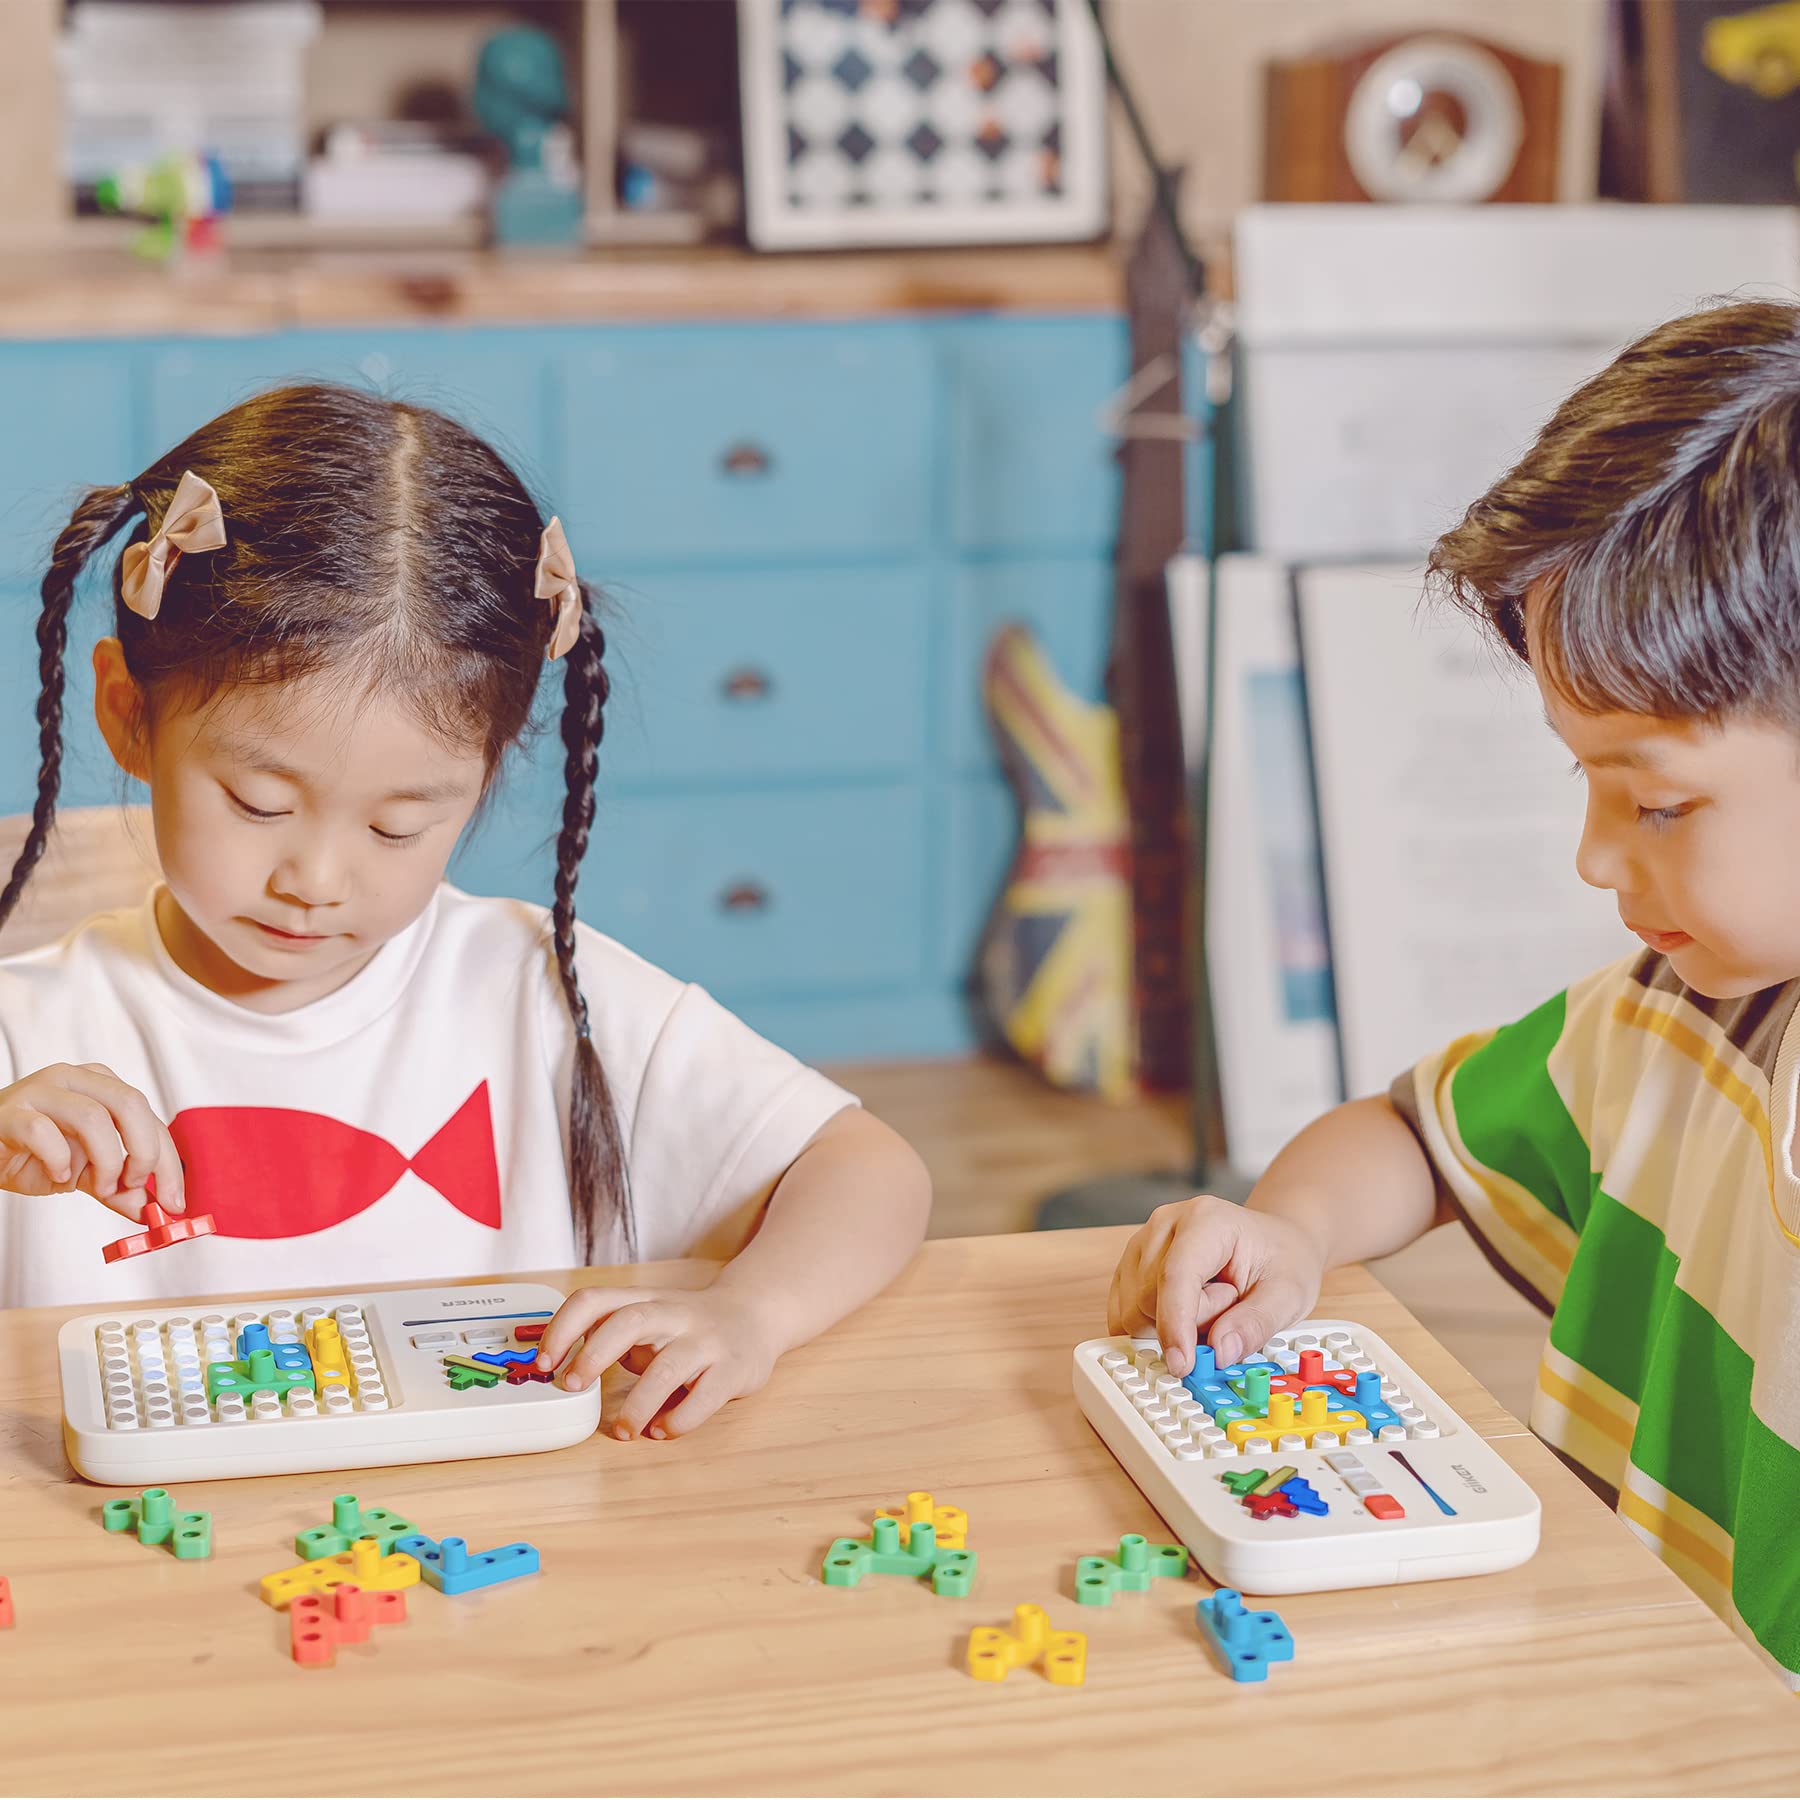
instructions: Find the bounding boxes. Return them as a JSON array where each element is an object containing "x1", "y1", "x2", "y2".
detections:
[
  {"x1": 1107, "y1": 1195, "x2": 1326, "y2": 1377},
  {"x1": 535, "y1": 1285, "x2": 784, "y2": 1440},
  {"x1": 0, "y1": 1063, "x2": 185, "y2": 1221}
]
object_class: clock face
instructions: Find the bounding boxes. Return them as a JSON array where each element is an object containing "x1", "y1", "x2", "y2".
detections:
[{"x1": 1344, "y1": 36, "x2": 1527, "y2": 202}]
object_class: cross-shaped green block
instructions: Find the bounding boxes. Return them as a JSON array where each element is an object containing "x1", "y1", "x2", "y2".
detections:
[
  {"x1": 821, "y1": 1517, "x2": 976, "y2": 1596},
  {"x1": 206, "y1": 1343, "x2": 316, "y2": 1403},
  {"x1": 446, "y1": 1362, "x2": 501, "y2": 1390},
  {"x1": 102, "y1": 1487, "x2": 211, "y2": 1559},
  {"x1": 295, "y1": 1492, "x2": 420, "y2": 1559},
  {"x1": 1073, "y1": 1533, "x2": 1188, "y2": 1605}
]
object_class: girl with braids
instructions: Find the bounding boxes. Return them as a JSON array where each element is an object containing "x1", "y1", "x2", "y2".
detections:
[{"x1": 0, "y1": 384, "x2": 930, "y2": 1440}]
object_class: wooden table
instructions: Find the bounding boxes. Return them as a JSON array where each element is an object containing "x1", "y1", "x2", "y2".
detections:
[{"x1": 5, "y1": 1228, "x2": 1797, "y2": 1797}]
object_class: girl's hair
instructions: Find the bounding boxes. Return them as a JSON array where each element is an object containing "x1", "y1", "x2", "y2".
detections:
[
  {"x1": 0, "y1": 383, "x2": 631, "y2": 1259},
  {"x1": 1428, "y1": 297, "x2": 1800, "y2": 729}
]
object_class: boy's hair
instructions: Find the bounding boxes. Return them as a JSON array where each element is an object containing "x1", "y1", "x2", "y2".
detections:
[
  {"x1": 1429, "y1": 297, "x2": 1800, "y2": 727},
  {"x1": 0, "y1": 383, "x2": 631, "y2": 1259}
]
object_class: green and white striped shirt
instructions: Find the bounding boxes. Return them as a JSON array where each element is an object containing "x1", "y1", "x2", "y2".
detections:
[{"x1": 1392, "y1": 950, "x2": 1800, "y2": 1689}]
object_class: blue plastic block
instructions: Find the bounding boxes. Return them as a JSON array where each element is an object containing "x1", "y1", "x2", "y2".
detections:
[
  {"x1": 1196, "y1": 1589, "x2": 1294, "y2": 1682},
  {"x1": 1307, "y1": 1369, "x2": 1403, "y2": 1433},
  {"x1": 271, "y1": 1343, "x2": 311, "y2": 1374},
  {"x1": 236, "y1": 1322, "x2": 271, "y2": 1358},
  {"x1": 1181, "y1": 1346, "x2": 1286, "y2": 1417},
  {"x1": 393, "y1": 1532, "x2": 540, "y2": 1596},
  {"x1": 1278, "y1": 1477, "x2": 1328, "y2": 1517},
  {"x1": 472, "y1": 1348, "x2": 541, "y2": 1369}
]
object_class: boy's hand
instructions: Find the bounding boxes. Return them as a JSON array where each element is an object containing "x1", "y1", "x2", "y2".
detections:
[
  {"x1": 0, "y1": 1063, "x2": 185, "y2": 1221},
  {"x1": 535, "y1": 1285, "x2": 782, "y2": 1440},
  {"x1": 1107, "y1": 1195, "x2": 1326, "y2": 1377}
]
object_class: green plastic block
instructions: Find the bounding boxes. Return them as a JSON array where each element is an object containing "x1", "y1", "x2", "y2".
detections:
[
  {"x1": 821, "y1": 1518, "x2": 976, "y2": 1597},
  {"x1": 101, "y1": 1487, "x2": 211, "y2": 1559},
  {"x1": 447, "y1": 1364, "x2": 501, "y2": 1390},
  {"x1": 295, "y1": 1493, "x2": 419, "y2": 1559},
  {"x1": 1219, "y1": 1469, "x2": 1266, "y2": 1498},
  {"x1": 1074, "y1": 1533, "x2": 1189, "y2": 1605},
  {"x1": 206, "y1": 1344, "x2": 316, "y2": 1403}
]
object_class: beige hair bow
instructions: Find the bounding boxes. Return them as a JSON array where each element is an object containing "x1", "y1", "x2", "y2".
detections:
[
  {"x1": 120, "y1": 470, "x2": 227, "y2": 621},
  {"x1": 535, "y1": 516, "x2": 582, "y2": 661}
]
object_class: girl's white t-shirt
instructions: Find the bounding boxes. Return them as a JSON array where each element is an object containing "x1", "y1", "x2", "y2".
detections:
[{"x1": 0, "y1": 884, "x2": 858, "y2": 1310}]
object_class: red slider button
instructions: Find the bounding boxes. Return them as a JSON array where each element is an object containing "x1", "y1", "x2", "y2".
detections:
[{"x1": 1364, "y1": 1493, "x2": 1406, "y2": 1520}]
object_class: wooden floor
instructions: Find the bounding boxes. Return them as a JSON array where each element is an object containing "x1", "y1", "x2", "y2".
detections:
[{"x1": 826, "y1": 1054, "x2": 1544, "y2": 1423}]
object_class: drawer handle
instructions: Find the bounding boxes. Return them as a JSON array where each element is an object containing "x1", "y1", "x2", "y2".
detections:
[
  {"x1": 720, "y1": 440, "x2": 774, "y2": 478},
  {"x1": 721, "y1": 666, "x2": 774, "y2": 702},
  {"x1": 718, "y1": 881, "x2": 771, "y2": 915}
]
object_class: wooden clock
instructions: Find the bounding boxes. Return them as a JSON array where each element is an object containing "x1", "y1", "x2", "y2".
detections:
[{"x1": 1265, "y1": 31, "x2": 1562, "y2": 203}]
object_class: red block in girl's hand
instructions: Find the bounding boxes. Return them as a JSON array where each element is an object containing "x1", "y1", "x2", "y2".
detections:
[{"x1": 101, "y1": 1201, "x2": 217, "y2": 1265}]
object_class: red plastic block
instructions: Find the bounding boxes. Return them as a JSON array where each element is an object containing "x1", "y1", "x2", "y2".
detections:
[
  {"x1": 101, "y1": 1201, "x2": 217, "y2": 1265},
  {"x1": 1246, "y1": 1492, "x2": 1299, "y2": 1520},
  {"x1": 1364, "y1": 1494, "x2": 1406, "y2": 1520},
  {"x1": 514, "y1": 1323, "x2": 549, "y2": 1343},
  {"x1": 289, "y1": 1584, "x2": 406, "y2": 1668},
  {"x1": 504, "y1": 1363, "x2": 557, "y2": 1385},
  {"x1": 0, "y1": 1576, "x2": 13, "y2": 1628}
]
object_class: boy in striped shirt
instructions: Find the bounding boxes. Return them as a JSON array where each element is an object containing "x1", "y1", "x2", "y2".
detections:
[{"x1": 1109, "y1": 298, "x2": 1800, "y2": 1687}]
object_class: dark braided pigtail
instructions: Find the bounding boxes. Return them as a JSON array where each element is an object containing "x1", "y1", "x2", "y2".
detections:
[
  {"x1": 552, "y1": 587, "x2": 632, "y2": 1262},
  {"x1": 0, "y1": 484, "x2": 141, "y2": 936}
]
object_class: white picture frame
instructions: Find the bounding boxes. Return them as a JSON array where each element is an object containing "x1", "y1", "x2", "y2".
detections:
[{"x1": 737, "y1": 0, "x2": 1109, "y2": 251}]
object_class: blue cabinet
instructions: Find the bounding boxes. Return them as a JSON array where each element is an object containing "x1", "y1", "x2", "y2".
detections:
[{"x1": 0, "y1": 307, "x2": 1127, "y2": 1060}]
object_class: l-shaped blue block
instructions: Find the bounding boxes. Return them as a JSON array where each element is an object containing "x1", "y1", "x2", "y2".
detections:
[
  {"x1": 471, "y1": 1348, "x2": 541, "y2": 1368},
  {"x1": 1197, "y1": 1589, "x2": 1294, "y2": 1682},
  {"x1": 393, "y1": 1532, "x2": 540, "y2": 1595}
]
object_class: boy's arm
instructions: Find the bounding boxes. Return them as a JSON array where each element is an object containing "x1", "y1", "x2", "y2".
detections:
[
  {"x1": 709, "y1": 1106, "x2": 931, "y2": 1351},
  {"x1": 1246, "y1": 1094, "x2": 1449, "y2": 1264}
]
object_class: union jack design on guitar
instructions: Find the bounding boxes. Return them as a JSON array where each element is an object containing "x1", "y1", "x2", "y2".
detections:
[{"x1": 977, "y1": 622, "x2": 1137, "y2": 1100}]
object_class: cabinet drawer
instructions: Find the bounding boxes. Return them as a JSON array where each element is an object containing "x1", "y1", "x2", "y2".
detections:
[
  {"x1": 452, "y1": 782, "x2": 927, "y2": 998},
  {"x1": 601, "y1": 567, "x2": 927, "y2": 787},
  {"x1": 583, "y1": 786, "x2": 927, "y2": 996},
  {"x1": 0, "y1": 344, "x2": 140, "y2": 583},
  {"x1": 557, "y1": 325, "x2": 932, "y2": 565},
  {"x1": 945, "y1": 315, "x2": 1125, "y2": 554}
]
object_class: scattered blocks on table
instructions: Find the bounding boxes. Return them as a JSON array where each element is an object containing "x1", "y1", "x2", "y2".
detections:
[
  {"x1": 1074, "y1": 1533, "x2": 1188, "y2": 1605},
  {"x1": 261, "y1": 1536, "x2": 422, "y2": 1608},
  {"x1": 874, "y1": 1490, "x2": 968, "y2": 1550},
  {"x1": 100, "y1": 1200, "x2": 217, "y2": 1265},
  {"x1": 0, "y1": 1576, "x2": 12, "y2": 1628},
  {"x1": 1278, "y1": 1477, "x2": 1329, "y2": 1517},
  {"x1": 289, "y1": 1583, "x2": 408, "y2": 1667},
  {"x1": 967, "y1": 1604, "x2": 1086, "y2": 1686},
  {"x1": 296, "y1": 1493, "x2": 418, "y2": 1559},
  {"x1": 102, "y1": 1487, "x2": 211, "y2": 1558},
  {"x1": 1196, "y1": 1589, "x2": 1294, "y2": 1683},
  {"x1": 821, "y1": 1517, "x2": 976, "y2": 1597},
  {"x1": 394, "y1": 1533, "x2": 541, "y2": 1596},
  {"x1": 1245, "y1": 1491, "x2": 1298, "y2": 1520}
]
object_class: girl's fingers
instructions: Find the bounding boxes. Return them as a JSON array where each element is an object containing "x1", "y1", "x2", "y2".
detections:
[
  {"x1": 76, "y1": 1066, "x2": 180, "y2": 1209},
  {"x1": 1208, "y1": 1275, "x2": 1306, "y2": 1374},
  {"x1": 651, "y1": 1365, "x2": 738, "y2": 1439},
  {"x1": 0, "y1": 1106, "x2": 76, "y2": 1192},
  {"x1": 612, "y1": 1341, "x2": 705, "y2": 1439},
  {"x1": 558, "y1": 1302, "x2": 673, "y2": 1393},
  {"x1": 1155, "y1": 1211, "x2": 1239, "y2": 1375},
  {"x1": 536, "y1": 1287, "x2": 661, "y2": 1373},
  {"x1": 28, "y1": 1091, "x2": 126, "y2": 1200}
]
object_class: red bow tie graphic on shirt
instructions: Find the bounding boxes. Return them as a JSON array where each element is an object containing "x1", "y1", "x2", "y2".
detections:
[{"x1": 163, "y1": 1082, "x2": 502, "y2": 1238}]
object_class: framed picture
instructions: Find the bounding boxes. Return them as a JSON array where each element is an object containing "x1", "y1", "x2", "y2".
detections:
[{"x1": 737, "y1": 0, "x2": 1108, "y2": 250}]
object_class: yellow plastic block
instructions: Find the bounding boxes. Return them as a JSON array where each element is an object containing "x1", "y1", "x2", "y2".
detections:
[
  {"x1": 875, "y1": 1490, "x2": 968, "y2": 1551},
  {"x1": 305, "y1": 1318, "x2": 352, "y2": 1387},
  {"x1": 261, "y1": 1534, "x2": 421, "y2": 1608},
  {"x1": 1227, "y1": 1389, "x2": 1361, "y2": 1449},
  {"x1": 967, "y1": 1604, "x2": 1086, "y2": 1686},
  {"x1": 1250, "y1": 1464, "x2": 1300, "y2": 1497}
]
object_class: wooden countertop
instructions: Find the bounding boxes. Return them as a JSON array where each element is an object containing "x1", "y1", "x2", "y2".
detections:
[
  {"x1": 6, "y1": 1227, "x2": 1798, "y2": 1796},
  {"x1": 0, "y1": 242, "x2": 1125, "y2": 338}
]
